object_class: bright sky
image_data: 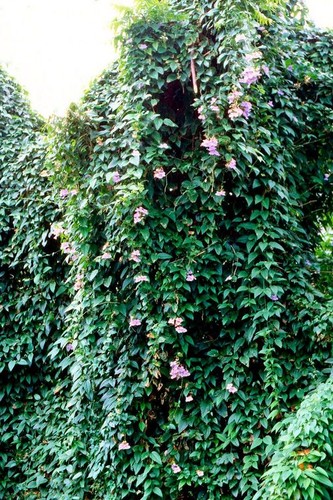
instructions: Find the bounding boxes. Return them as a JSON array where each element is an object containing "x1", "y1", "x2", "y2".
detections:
[{"x1": 0, "y1": 0, "x2": 332, "y2": 117}]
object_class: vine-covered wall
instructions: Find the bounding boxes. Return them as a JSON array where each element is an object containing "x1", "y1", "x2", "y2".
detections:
[{"x1": 0, "y1": 0, "x2": 332, "y2": 499}]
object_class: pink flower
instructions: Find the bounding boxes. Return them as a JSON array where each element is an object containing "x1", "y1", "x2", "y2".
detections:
[
  {"x1": 118, "y1": 441, "x2": 131, "y2": 450},
  {"x1": 170, "y1": 361, "x2": 190, "y2": 380},
  {"x1": 134, "y1": 275, "x2": 149, "y2": 283},
  {"x1": 226, "y1": 383, "x2": 238, "y2": 393},
  {"x1": 245, "y1": 51, "x2": 262, "y2": 62},
  {"x1": 262, "y1": 65, "x2": 270, "y2": 77},
  {"x1": 239, "y1": 66, "x2": 261, "y2": 86},
  {"x1": 228, "y1": 106, "x2": 244, "y2": 120},
  {"x1": 132, "y1": 150, "x2": 140, "y2": 157},
  {"x1": 226, "y1": 159, "x2": 237, "y2": 170},
  {"x1": 134, "y1": 206, "x2": 148, "y2": 224},
  {"x1": 101, "y1": 252, "x2": 111, "y2": 259},
  {"x1": 201, "y1": 137, "x2": 220, "y2": 156},
  {"x1": 240, "y1": 101, "x2": 252, "y2": 119},
  {"x1": 215, "y1": 190, "x2": 226, "y2": 197},
  {"x1": 50, "y1": 224, "x2": 64, "y2": 238},
  {"x1": 66, "y1": 343, "x2": 74, "y2": 352},
  {"x1": 196, "y1": 470, "x2": 204, "y2": 477},
  {"x1": 74, "y1": 274, "x2": 84, "y2": 291},
  {"x1": 198, "y1": 105, "x2": 206, "y2": 121},
  {"x1": 171, "y1": 464, "x2": 181, "y2": 473},
  {"x1": 61, "y1": 242, "x2": 72, "y2": 254},
  {"x1": 129, "y1": 250, "x2": 141, "y2": 262},
  {"x1": 175, "y1": 326, "x2": 187, "y2": 333},
  {"x1": 235, "y1": 34, "x2": 246, "y2": 43},
  {"x1": 186, "y1": 271, "x2": 196, "y2": 282},
  {"x1": 138, "y1": 44, "x2": 147, "y2": 50},
  {"x1": 228, "y1": 90, "x2": 243, "y2": 104},
  {"x1": 159, "y1": 143, "x2": 169, "y2": 149},
  {"x1": 129, "y1": 318, "x2": 141, "y2": 327},
  {"x1": 113, "y1": 172, "x2": 121, "y2": 183},
  {"x1": 268, "y1": 101, "x2": 274, "y2": 107},
  {"x1": 154, "y1": 168, "x2": 166, "y2": 179},
  {"x1": 60, "y1": 189, "x2": 69, "y2": 198},
  {"x1": 185, "y1": 395, "x2": 193, "y2": 402},
  {"x1": 70, "y1": 189, "x2": 78, "y2": 196},
  {"x1": 168, "y1": 317, "x2": 183, "y2": 327}
]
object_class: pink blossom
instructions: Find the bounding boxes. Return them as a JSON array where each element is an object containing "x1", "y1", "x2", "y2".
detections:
[
  {"x1": 198, "y1": 105, "x2": 206, "y2": 121},
  {"x1": 50, "y1": 224, "x2": 64, "y2": 238},
  {"x1": 226, "y1": 159, "x2": 237, "y2": 170},
  {"x1": 129, "y1": 318, "x2": 142, "y2": 327},
  {"x1": 240, "y1": 101, "x2": 252, "y2": 119},
  {"x1": 129, "y1": 250, "x2": 141, "y2": 262},
  {"x1": 171, "y1": 464, "x2": 181, "y2": 473},
  {"x1": 60, "y1": 189, "x2": 69, "y2": 198},
  {"x1": 132, "y1": 150, "x2": 140, "y2": 157},
  {"x1": 262, "y1": 65, "x2": 270, "y2": 77},
  {"x1": 138, "y1": 44, "x2": 147, "y2": 50},
  {"x1": 118, "y1": 441, "x2": 131, "y2": 450},
  {"x1": 228, "y1": 106, "x2": 244, "y2": 120},
  {"x1": 185, "y1": 395, "x2": 193, "y2": 402},
  {"x1": 168, "y1": 317, "x2": 183, "y2": 327},
  {"x1": 66, "y1": 343, "x2": 74, "y2": 352},
  {"x1": 324, "y1": 173, "x2": 330, "y2": 181},
  {"x1": 268, "y1": 101, "x2": 274, "y2": 107},
  {"x1": 196, "y1": 470, "x2": 204, "y2": 477},
  {"x1": 201, "y1": 137, "x2": 220, "y2": 156},
  {"x1": 175, "y1": 326, "x2": 187, "y2": 333},
  {"x1": 101, "y1": 252, "x2": 112, "y2": 259},
  {"x1": 112, "y1": 172, "x2": 121, "y2": 183},
  {"x1": 170, "y1": 361, "x2": 190, "y2": 380},
  {"x1": 235, "y1": 34, "x2": 246, "y2": 43},
  {"x1": 245, "y1": 51, "x2": 262, "y2": 62},
  {"x1": 228, "y1": 90, "x2": 243, "y2": 104},
  {"x1": 61, "y1": 242, "x2": 72, "y2": 254},
  {"x1": 210, "y1": 105, "x2": 219, "y2": 112},
  {"x1": 159, "y1": 143, "x2": 169, "y2": 149},
  {"x1": 134, "y1": 206, "x2": 148, "y2": 224},
  {"x1": 70, "y1": 189, "x2": 78, "y2": 196},
  {"x1": 74, "y1": 274, "x2": 84, "y2": 291},
  {"x1": 215, "y1": 190, "x2": 226, "y2": 197},
  {"x1": 226, "y1": 383, "x2": 238, "y2": 393},
  {"x1": 186, "y1": 271, "x2": 196, "y2": 282},
  {"x1": 134, "y1": 275, "x2": 149, "y2": 283},
  {"x1": 239, "y1": 66, "x2": 261, "y2": 86},
  {"x1": 154, "y1": 167, "x2": 166, "y2": 179}
]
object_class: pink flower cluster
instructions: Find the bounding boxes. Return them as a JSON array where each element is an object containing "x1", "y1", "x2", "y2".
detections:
[
  {"x1": 198, "y1": 105, "x2": 206, "y2": 121},
  {"x1": 134, "y1": 206, "x2": 148, "y2": 224},
  {"x1": 168, "y1": 317, "x2": 187, "y2": 333},
  {"x1": 60, "y1": 188, "x2": 78, "y2": 199},
  {"x1": 170, "y1": 360, "x2": 191, "y2": 380},
  {"x1": 245, "y1": 51, "x2": 262, "y2": 62},
  {"x1": 201, "y1": 137, "x2": 220, "y2": 156},
  {"x1": 50, "y1": 224, "x2": 64, "y2": 238},
  {"x1": 154, "y1": 167, "x2": 166, "y2": 179},
  {"x1": 226, "y1": 383, "x2": 237, "y2": 393},
  {"x1": 129, "y1": 250, "x2": 141, "y2": 262},
  {"x1": 129, "y1": 318, "x2": 141, "y2": 327},
  {"x1": 60, "y1": 242, "x2": 78, "y2": 262},
  {"x1": 228, "y1": 99, "x2": 252, "y2": 120},
  {"x1": 210, "y1": 97, "x2": 219, "y2": 113},
  {"x1": 134, "y1": 275, "x2": 149, "y2": 283},
  {"x1": 239, "y1": 66, "x2": 261, "y2": 86},
  {"x1": 101, "y1": 252, "x2": 112, "y2": 259}
]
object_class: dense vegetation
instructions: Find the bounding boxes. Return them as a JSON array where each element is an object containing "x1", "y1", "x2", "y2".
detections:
[{"x1": 0, "y1": 0, "x2": 332, "y2": 498}]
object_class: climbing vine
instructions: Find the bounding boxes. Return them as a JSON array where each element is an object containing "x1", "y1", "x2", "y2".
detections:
[{"x1": 0, "y1": 0, "x2": 332, "y2": 498}]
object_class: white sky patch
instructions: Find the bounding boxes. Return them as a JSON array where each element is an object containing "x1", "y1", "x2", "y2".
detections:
[{"x1": 0, "y1": 0, "x2": 332, "y2": 117}]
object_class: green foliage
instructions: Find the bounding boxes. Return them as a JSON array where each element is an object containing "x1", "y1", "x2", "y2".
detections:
[
  {"x1": 0, "y1": 68, "x2": 70, "y2": 498},
  {"x1": 254, "y1": 376, "x2": 333, "y2": 500},
  {"x1": 1, "y1": 0, "x2": 333, "y2": 498}
]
